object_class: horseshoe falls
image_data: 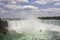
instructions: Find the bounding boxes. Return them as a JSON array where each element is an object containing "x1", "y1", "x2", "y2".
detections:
[
  {"x1": 8, "y1": 19, "x2": 60, "y2": 33},
  {"x1": 0, "y1": 18, "x2": 60, "y2": 40}
]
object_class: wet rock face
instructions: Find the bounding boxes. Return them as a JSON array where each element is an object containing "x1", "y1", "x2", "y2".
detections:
[{"x1": 0, "y1": 19, "x2": 8, "y2": 35}]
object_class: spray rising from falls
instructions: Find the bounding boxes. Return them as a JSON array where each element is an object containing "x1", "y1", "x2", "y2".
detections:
[
  {"x1": 5, "y1": 16, "x2": 60, "y2": 40},
  {"x1": 8, "y1": 17, "x2": 60, "y2": 33}
]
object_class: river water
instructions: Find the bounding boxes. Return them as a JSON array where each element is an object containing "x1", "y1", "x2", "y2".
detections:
[{"x1": 0, "y1": 18, "x2": 60, "y2": 40}]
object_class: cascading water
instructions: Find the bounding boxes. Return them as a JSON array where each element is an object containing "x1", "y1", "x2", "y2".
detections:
[
  {"x1": 3, "y1": 17, "x2": 59, "y2": 40},
  {"x1": 0, "y1": 16, "x2": 59, "y2": 40},
  {"x1": 8, "y1": 18, "x2": 60, "y2": 33}
]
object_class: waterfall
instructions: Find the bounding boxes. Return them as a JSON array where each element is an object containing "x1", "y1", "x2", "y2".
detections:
[
  {"x1": 8, "y1": 20, "x2": 24, "y2": 33},
  {"x1": 7, "y1": 18, "x2": 60, "y2": 33},
  {"x1": 2, "y1": 17, "x2": 60, "y2": 40}
]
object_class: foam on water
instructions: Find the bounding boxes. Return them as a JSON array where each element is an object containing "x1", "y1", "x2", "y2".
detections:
[
  {"x1": 7, "y1": 16, "x2": 60, "y2": 33},
  {"x1": 2, "y1": 16, "x2": 60, "y2": 40}
]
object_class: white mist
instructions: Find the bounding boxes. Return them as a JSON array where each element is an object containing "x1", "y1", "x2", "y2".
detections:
[{"x1": 7, "y1": 17, "x2": 60, "y2": 33}]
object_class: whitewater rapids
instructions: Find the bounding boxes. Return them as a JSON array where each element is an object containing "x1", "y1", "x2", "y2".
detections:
[{"x1": 7, "y1": 17, "x2": 60, "y2": 33}]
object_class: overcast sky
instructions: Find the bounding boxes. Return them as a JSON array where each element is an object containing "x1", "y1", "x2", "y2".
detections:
[{"x1": 0, "y1": 0, "x2": 60, "y2": 18}]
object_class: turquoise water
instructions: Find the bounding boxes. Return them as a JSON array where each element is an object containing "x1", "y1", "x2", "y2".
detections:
[
  {"x1": 41, "y1": 19, "x2": 60, "y2": 26},
  {"x1": 0, "y1": 30, "x2": 59, "y2": 40},
  {"x1": 0, "y1": 33, "x2": 23, "y2": 40},
  {"x1": 0, "y1": 19, "x2": 60, "y2": 40}
]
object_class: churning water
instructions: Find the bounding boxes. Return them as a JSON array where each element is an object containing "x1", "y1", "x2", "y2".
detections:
[
  {"x1": 1, "y1": 17, "x2": 60, "y2": 40},
  {"x1": 8, "y1": 18, "x2": 60, "y2": 33}
]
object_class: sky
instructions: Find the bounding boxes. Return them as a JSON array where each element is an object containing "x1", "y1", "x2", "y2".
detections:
[{"x1": 0, "y1": 0, "x2": 60, "y2": 18}]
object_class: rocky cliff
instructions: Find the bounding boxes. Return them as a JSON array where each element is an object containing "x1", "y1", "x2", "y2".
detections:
[{"x1": 0, "y1": 18, "x2": 8, "y2": 35}]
